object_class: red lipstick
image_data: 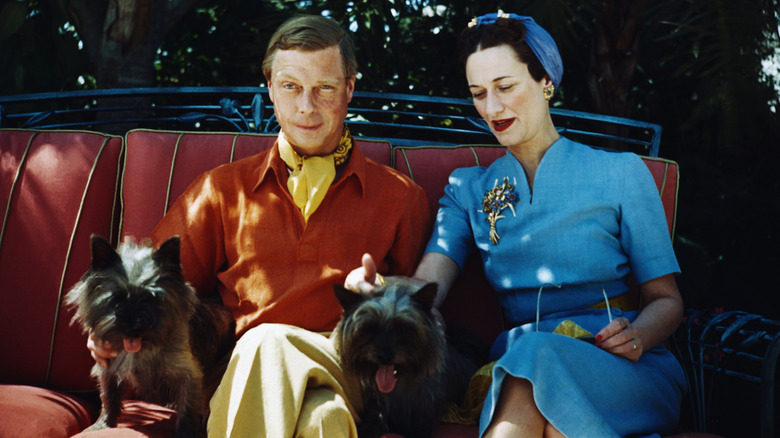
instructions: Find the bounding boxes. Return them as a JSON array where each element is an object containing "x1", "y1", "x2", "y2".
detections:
[{"x1": 492, "y1": 118, "x2": 514, "y2": 132}]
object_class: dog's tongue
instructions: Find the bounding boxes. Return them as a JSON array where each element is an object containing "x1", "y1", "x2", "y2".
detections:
[
  {"x1": 123, "y1": 337, "x2": 142, "y2": 353},
  {"x1": 376, "y1": 364, "x2": 397, "y2": 394}
]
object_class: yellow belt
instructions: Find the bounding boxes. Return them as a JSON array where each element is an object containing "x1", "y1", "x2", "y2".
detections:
[{"x1": 586, "y1": 292, "x2": 636, "y2": 312}]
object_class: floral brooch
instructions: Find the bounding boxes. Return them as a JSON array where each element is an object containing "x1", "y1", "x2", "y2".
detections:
[{"x1": 481, "y1": 177, "x2": 519, "y2": 244}]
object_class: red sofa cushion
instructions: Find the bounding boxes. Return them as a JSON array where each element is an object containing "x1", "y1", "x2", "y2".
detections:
[
  {"x1": 70, "y1": 401, "x2": 177, "y2": 438},
  {"x1": 642, "y1": 157, "x2": 679, "y2": 238},
  {"x1": 393, "y1": 145, "x2": 507, "y2": 219},
  {"x1": 0, "y1": 129, "x2": 124, "y2": 391},
  {"x1": 0, "y1": 385, "x2": 96, "y2": 438}
]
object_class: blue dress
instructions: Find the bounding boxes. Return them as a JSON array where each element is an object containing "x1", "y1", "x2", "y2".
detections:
[{"x1": 426, "y1": 137, "x2": 685, "y2": 437}]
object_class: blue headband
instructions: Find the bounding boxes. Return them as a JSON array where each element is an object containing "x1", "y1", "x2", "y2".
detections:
[{"x1": 468, "y1": 11, "x2": 563, "y2": 89}]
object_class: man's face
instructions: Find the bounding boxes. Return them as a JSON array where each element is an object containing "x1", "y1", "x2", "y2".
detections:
[{"x1": 268, "y1": 45, "x2": 356, "y2": 156}]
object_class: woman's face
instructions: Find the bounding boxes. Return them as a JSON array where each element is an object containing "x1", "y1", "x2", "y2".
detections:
[{"x1": 466, "y1": 44, "x2": 552, "y2": 149}]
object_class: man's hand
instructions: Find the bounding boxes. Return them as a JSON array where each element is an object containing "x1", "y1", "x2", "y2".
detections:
[
  {"x1": 87, "y1": 333, "x2": 118, "y2": 368},
  {"x1": 344, "y1": 253, "x2": 382, "y2": 293},
  {"x1": 345, "y1": 254, "x2": 447, "y2": 334}
]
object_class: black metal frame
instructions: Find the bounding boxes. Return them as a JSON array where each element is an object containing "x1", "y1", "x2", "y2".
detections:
[
  {"x1": 671, "y1": 310, "x2": 780, "y2": 437},
  {"x1": 0, "y1": 86, "x2": 661, "y2": 156}
]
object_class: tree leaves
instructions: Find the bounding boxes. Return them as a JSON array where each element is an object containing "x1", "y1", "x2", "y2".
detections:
[{"x1": 0, "y1": 1, "x2": 28, "y2": 42}]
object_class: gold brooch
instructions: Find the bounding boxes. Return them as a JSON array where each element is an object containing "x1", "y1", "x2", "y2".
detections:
[{"x1": 481, "y1": 177, "x2": 519, "y2": 244}]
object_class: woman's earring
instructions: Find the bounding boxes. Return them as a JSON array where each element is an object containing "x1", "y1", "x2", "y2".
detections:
[{"x1": 543, "y1": 85, "x2": 555, "y2": 101}]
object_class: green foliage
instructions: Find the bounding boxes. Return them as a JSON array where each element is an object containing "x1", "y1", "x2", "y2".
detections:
[
  {"x1": 155, "y1": 0, "x2": 287, "y2": 86},
  {"x1": 641, "y1": 0, "x2": 778, "y2": 150},
  {"x1": 0, "y1": 0, "x2": 91, "y2": 94},
  {"x1": 636, "y1": 0, "x2": 780, "y2": 314}
]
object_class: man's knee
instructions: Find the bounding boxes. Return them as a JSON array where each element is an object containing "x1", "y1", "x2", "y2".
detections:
[
  {"x1": 296, "y1": 388, "x2": 356, "y2": 438},
  {"x1": 237, "y1": 323, "x2": 288, "y2": 345}
]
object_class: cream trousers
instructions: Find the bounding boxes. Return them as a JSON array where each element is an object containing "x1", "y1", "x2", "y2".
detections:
[{"x1": 207, "y1": 324, "x2": 361, "y2": 438}]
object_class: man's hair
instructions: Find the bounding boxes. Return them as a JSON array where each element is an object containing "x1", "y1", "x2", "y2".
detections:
[{"x1": 262, "y1": 15, "x2": 357, "y2": 82}]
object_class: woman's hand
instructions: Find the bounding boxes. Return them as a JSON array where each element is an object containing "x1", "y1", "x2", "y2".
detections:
[
  {"x1": 344, "y1": 253, "x2": 382, "y2": 293},
  {"x1": 595, "y1": 317, "x2": 643, "y2": 362},
  {"x1": 87, "y1": 332, "x2": 118, "y2": 368},
  {"x1": 595, "y1": 274, "x2": 683, "y2": 362}
]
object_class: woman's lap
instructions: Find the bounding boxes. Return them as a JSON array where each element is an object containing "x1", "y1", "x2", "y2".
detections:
[{"x1": 480, "y1": 330, "x2": 684, "y2": 438}]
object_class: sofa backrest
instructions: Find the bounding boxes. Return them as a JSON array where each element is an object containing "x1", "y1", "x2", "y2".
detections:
[
  {"x1": 393, "y1": 144, "x2": 680, "y2": 345},
  {"x1": 0, "y1": 128, "x2": 679, "y2": 390},
  {"x1": 120, "y1": 130, "x2": 392, "y2": 239},
  {"x1": 0, "y1": 129, "x2": 124, "y2": 391}
]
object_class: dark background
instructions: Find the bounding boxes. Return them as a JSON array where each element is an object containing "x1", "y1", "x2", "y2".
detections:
[{"x1": 2, "y1": 0, "x2": 779, "y2": 319}]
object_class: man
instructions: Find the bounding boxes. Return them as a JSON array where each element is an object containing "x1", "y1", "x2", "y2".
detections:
[{"x1": 86, "y1": 14, "x2": 430, "y2": 437}]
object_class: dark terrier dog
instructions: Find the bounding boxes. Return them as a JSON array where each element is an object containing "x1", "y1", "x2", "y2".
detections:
[
  {"x1": 66, "y1": 235, "x2": 235, "y2": 438},
  {"x1": 332, "y1": 280, "x2": 478, "y2": 438}
]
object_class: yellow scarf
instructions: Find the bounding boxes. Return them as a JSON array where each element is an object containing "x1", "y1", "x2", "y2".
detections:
[{"x1": 278, "y1": 127, "x2": 353, "y2": 222}]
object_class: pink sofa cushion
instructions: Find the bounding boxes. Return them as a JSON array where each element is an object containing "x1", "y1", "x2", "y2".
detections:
[
  {"x1": 70, "y1": 401, "x2": 177, "y2": 438},
  {"x1": 642, "y1": 157, "x2": 679, "y2": 238},
  {"x1": 120, "y1": 130, "x2": 392, "y2": 239},
  {"x1": 393, "y1": 145, "x2": 507, "y2": 219},
  {"x1": 0, "y1": 384, "x2": 96, "y2": 438},
  {"x1": 0, "y1": 129, "x2": 124, "y2": 391}
]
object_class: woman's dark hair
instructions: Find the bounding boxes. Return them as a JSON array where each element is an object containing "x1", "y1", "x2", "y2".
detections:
[{"x1": 458, "y1": 18, "x2": 546, "y2": 83}]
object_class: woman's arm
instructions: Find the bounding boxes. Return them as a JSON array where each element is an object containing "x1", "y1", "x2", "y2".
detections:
[
  {"x1": 595, "y1": 274, "x2": 683, "y2": 361},
  {"x1": 412, "y1": 252, "x2": 461, "y2": 308}
]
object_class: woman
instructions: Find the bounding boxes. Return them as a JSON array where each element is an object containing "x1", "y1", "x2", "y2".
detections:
[{"x1": 349, "y1": 11, "x2": 685, "y2": 438}]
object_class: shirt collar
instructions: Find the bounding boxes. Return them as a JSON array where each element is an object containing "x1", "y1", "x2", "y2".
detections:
[{"x1": 253, "y1": 137, "x2": 368, "y2": 197}]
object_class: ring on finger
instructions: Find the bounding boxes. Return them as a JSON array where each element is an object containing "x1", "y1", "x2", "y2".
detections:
[{"x1": 631, "y1": 339, "x2": 637, "y2": 351}]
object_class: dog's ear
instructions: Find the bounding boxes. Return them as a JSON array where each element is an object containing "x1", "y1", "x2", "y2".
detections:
[
  {"x1": 153, "y1": 236, "x2": 183, "y2": 275},
  {"x1": 333, "y1": 285, "x2": 366, "y2": 311},
  {"x1": 90, "y1": 234, "x2": 122, "y2": 271},
  {"x1": 411, "y1": 282, "x2": 438, "y2": 311}
]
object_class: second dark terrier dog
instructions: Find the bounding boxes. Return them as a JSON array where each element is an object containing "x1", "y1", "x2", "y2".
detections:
[
  {"x1": 332, "y1": 280, "x2": 477, "y2": 438},
  {"x1": 66, "y1": 235, "x2": 235, "y2": 438}
]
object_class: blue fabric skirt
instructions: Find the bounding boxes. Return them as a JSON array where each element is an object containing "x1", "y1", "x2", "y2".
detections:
[{"x1": 480, "y1": 309, "x2": 685, "y2": 437}]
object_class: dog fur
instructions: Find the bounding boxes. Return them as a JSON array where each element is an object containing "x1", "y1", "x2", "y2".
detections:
[
  {"x1": 332, "y1": 279, "x2": 477, "y2": 438},
  {"x1": 66, "y1": 235, "x2": 235, "y2": 437}
]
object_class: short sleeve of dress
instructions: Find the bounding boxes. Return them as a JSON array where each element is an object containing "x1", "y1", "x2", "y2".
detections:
[
  {"x1": 619, "y1": 154, "x2": 681, "y2": 283},
  {"x1": 424, "y1": 167, "x2": 479, "y2": 270}
]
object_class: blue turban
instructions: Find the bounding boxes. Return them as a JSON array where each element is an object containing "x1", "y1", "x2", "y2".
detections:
[{"x1": 469, "y1": 12, "x2": 563, "y2": 89}]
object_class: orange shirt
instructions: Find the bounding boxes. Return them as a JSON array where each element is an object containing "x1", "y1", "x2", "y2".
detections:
[{"x1": 151, "y1": 141, "x2": 430, "y2": 336}]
